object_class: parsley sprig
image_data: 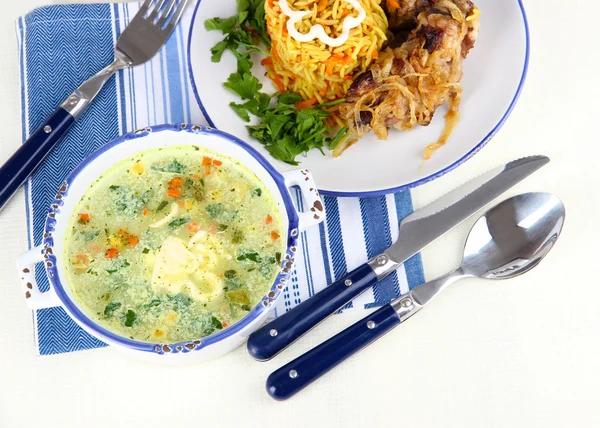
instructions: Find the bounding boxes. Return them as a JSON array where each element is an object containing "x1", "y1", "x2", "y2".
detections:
[{"x1": 205, "y1": 0, "x2": 349, "y2": 165}]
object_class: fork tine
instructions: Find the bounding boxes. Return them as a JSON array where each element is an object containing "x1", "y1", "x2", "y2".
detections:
[
  {"x1": 138, "y1": 0, "x2": 155, "y2": 15},
  {"x1": 165, "y1": 0, "x2": 189, "y2": 30},
  {"x1": 157, "y1": 0, "x2": 178, "y2": 27},
  {"x1": 148, "y1": 0, "x2": 168, "y2": 20}
]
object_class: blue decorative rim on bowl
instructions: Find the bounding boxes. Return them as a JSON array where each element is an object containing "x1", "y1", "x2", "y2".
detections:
[
  {"x1": 187, "y1": 0, "x2": 531, "y2": 197},
  {"x1": 41, "y1": 124, "x2": 300, "y2": 354}
]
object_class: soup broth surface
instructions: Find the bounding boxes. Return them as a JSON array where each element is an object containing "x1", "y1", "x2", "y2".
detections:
[{"x1": 64, "y1": 145, "x2": 285, "y2": 343}]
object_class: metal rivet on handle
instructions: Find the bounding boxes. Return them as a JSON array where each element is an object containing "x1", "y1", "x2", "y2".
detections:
[
  {"x1": 400, "y1": 298, "x2": 412, "y2": 308},
  {"x1": 344, "y1": 279, "x2": 352, "y2": 286},
  {"x1": 367, "y1": 321, "x2": 376, "y2": 329},
  {"x1": 289, "y1": 370, "x2": 298, "y2": 379},
  {"x1": 376, "y1": 255, "x2": 387, "y2": 265},
  {"x1": 44, "y1": 126, "x2": 52, "y2": 133},
  {"x1": 270, "y1": 329, "x2": 278, "y2": 337}
]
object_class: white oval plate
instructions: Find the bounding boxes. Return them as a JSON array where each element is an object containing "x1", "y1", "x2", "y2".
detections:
[{"x1": 188, "y1": 0, "x2": 530, "y2": 196}]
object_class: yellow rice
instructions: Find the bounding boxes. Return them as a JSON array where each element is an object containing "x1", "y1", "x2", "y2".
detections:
[{"x1": 264, "y1": 0, "x2": 388, "y2": 125}]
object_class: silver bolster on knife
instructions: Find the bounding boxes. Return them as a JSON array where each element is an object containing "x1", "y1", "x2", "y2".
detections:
[{"x1": 367, "y1": 252, "x2": 400, "y2": 280}]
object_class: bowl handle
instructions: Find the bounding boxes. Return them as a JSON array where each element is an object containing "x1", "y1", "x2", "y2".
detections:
[
  {"x1": 16, "y1": 245, "x2": 61, "y2": 310},
  {"x1": 282, "y1": 169, "x2": 325, "y2": 232}
]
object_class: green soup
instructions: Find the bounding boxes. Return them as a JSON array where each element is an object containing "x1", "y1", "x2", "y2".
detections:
[{"x1": 64, "y1": 145, "x2": 285, "y2": 343}]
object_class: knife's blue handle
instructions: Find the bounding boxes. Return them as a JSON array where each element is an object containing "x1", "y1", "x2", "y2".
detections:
[
  {"x1": 266, "y1": 303, "x2": 400, "y2": 400},
  {"x1": 247, "y1": 263, "x2": 378, "y2": 361},
  {"x1": 0, "y1": 107, "x2": 75, "y2": 210}
]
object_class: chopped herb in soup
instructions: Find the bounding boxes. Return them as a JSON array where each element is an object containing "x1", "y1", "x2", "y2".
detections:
[{"x1": 64, "y1": 146, "x2": 285, "y2": 343}]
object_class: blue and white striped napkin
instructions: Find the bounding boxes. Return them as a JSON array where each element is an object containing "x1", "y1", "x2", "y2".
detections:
[{"x1": 16, "y1": 2, "x2": 424, "y2": 356}]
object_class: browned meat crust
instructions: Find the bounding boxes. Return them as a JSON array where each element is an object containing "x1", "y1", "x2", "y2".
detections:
[
  {"x1": 385, "y1": 0, "x2": 431, "y2": 30},
  {"x1": 337, "y1": 0, "x2": 480, "y2": 158}
]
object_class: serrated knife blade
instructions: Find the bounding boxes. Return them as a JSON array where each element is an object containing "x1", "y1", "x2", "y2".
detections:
[{"x1": 372, "y1": 155, "x2": 550, "y2": 278}]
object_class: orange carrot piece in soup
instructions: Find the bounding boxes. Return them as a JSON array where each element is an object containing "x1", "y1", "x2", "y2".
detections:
[
  {"x1": 106, "y1": 248, "x2": 119, "y2": 258},
  {"x1": 167, "y1": 188, "x2": 181, "y2": 198},
  {"x1": 187, "y1": 221, "x2": 200, "y2": 233},
  {"x1": 170, "y1": 177, "x2": 184, "y2": 188}
]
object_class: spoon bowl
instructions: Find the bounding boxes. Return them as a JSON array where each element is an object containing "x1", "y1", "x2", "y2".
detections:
[{"x1": 462, "y1": 192, "x2": 565, "y2": 280}]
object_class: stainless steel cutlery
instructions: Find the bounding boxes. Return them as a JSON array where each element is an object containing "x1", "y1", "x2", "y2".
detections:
[
  {"x1": 266, "y1": 192, "x2": 565, "y2": 400},
  {"x1": 248, "y1": 156, "x2": 550, "y2": 361}
]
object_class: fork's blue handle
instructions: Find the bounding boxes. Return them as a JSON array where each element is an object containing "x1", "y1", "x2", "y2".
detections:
[
  {"x1": 247, "y1": 263, "x2": 378, "y2": 361},
  {"x1": 266, "y1": 303, "x2": 401, "y2": 400},
  {"x1": 0, "y1": 107, "x2": 74, "y2": 210}
]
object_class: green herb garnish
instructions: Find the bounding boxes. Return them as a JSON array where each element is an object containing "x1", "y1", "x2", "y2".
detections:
[
  {"x1": 156, "y1": 200, "x2": 169, "y2": 212},
  {"x1": 237, "y1": 250, "x2": 261, "y2": 263},
  {"x1": 206, "y1": 203, "x2": 225, "y2": 219},
  {"x1": 124, "y1": 310, "x2": 137, "y2": 327},
  {"x1": 167, "y1": 294, "x2": 193, "y2": 311},
  {"x1": 210, "y1": 316, "x2": 223, "y2": 330},
  {"x1": 225, "y1": 277, "x2": 244, "y2": 291},
  {"x1": 231, "y1": 229, "x2": 244, "y2": 244},
  {"x1": 103, "y1": 302, "x2": 121, "y2": 318},
  {"x1": 105, "y1": 259, "x2": 130, "y2": 274},
  {"x1": 168, "y1": 217, "x2": 190, "y2": 229},
  {"x1": 84, "y1": 230, "x2": 100, "y2": 242},
  {"x1": 206, "y1": 204, "x2": 237, "y2": 223},
  {"x1": 151, "y1": 159, "x2": 186, "y2": 174}
]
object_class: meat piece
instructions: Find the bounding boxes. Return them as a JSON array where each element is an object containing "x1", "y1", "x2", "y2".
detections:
[
  {"x1": 346, "y1": 71, "x2": 376, "y2": 102},
  {"x1": 384, "y1": 0, "x2": 430, "y2": 30},
  {"x1": 338, "y1": 0, "x2": 480, "y2": 157},
  {"x1": 359, "y1": 111, "x2": 373, "y2": 126}
]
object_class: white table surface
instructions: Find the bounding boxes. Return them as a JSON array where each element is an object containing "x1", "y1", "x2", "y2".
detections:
[{"x1": 1, "y1": 1, "x2": 599, "y2": 427}]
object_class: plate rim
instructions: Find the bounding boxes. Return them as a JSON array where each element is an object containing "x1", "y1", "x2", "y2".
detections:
[{"x1": 187, "y1": 0, "x2": 531, "y2": 197}]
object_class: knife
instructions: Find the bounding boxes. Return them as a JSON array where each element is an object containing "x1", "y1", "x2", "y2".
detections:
[{"x1": 247, "y1": 156, "x2": 549, "y2": 361}]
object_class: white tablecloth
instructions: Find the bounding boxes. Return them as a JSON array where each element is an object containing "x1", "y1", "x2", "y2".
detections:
[{"x1": 1, "y1": 1, "x2": 599, "y2": 427}]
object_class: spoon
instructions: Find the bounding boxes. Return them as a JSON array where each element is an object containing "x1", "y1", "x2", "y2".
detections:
[{"x1": 266, "y1": 192, "x2": 566, "y2": 400}]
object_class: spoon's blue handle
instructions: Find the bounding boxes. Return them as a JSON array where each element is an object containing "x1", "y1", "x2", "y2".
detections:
[
  {"x1": 0, "y1": 107, "x2": 75, "y2": 210},
  {"x1": 247, "y1": 264, "x2": 378, "y2": 361},
  {"x1": 266, "y1": 303, "x2": 400, "y2": 400}
]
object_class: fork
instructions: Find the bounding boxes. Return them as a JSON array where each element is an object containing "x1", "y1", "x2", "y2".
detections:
[{"x1": 0, "y1": 0, "x2": 189, "y2": 211}]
